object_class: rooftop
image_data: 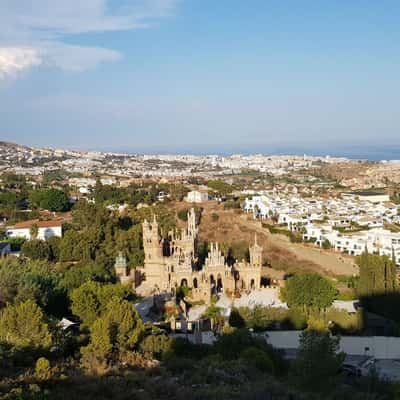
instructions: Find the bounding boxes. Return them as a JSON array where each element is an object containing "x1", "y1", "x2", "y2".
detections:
[{"x1": 13, "y1": 219, "x2": 62, "y2": 229}]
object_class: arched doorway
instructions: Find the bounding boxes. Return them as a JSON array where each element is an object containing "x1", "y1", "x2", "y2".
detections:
[
  {"x1": 209, "y1": 274, "x2": 215, "y2": 285},
  {"x1": 209, "y1": 274, "x2": 216, "y2": 295},
  {"x1": 250, "y1": 279, "x2": 255, "y2": 290},
  {"x1": 193, "y1": 277, "x2": 198, "y2": 289},
  {"x1": 260, "y1": 277, "x2": 270, "y2": 287},
  {"x1": 217, "y1": 273, "x2": 223, "y2": 293},
  {"x1": 181, "y1": 278, "x2": 188, "y2": 287}
]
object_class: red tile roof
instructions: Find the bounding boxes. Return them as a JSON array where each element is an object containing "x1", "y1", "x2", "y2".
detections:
[{"x1": 13, "y1": 219, "x2": 62, "y2": 229}]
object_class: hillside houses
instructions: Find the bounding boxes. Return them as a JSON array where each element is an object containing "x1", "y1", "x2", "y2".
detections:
[
  {"x1": 304, "y1": 226, "x2": 400, "y2": 265},
  {"x1": 244, "y1": 192, "x2": 400, "y2": 265},
  {"x1": 244, "y1": 192, "x2": 398, "y2": 229}
]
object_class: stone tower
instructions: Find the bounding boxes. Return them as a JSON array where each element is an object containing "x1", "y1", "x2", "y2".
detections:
[
  {"x1": 249, "y1": 234, "x2": 263, "y2": 267},
  {"x1": 142, "y1": 215, "x2": 165, "y2": 290},
  {"x1": 114, "y1": 252, "x2": 130, "y2": 283},
  {"x1": 143, "y1": 215, "x2": 163, "y2": 262},
  {"x1": 187, "y1": 208, "x2": 197, "y2": 238}
]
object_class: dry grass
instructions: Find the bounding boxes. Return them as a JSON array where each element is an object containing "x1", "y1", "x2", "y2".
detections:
[{"x1": 167, "y1": 201, "x2": 357, "y2": 277}]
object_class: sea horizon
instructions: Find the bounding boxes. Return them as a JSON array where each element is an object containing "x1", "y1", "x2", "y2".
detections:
[{"x1": 108, "y1": 144, "x2": 400, "y2": 162}]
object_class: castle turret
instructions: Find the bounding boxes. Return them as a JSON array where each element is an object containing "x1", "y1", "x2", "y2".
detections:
[
  {"x1": 187, "y1": 208, "x2": 197, "y2": 237},
  {"x1": 249, "y1": 234, "x2": 262, "y2": 267},
  {"x1": 143, "y1": 216, "x2": 163, "y2": 262},
  {"x1": 205, "y1": 242, "x2": 225, "y2": 268},
  {"x1": 114, "y1": 252, "x2": 129, "y2": 282}
]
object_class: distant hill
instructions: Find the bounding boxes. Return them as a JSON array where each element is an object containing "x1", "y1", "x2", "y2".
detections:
[{"x1": 0, "y1": 141, "x2": 30, "y2": 150}]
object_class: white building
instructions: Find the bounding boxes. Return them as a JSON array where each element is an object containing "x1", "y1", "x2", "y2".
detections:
[
  {"x1": 304, "y1": 224, "x2": 400, "y2": 265},
  {"x1": 343, "y1": 192, "x2": 390, "y2": 203},
  {"x1": 6, "y1": 220, "x2": 63, "y2": 240},
  {"x1": 186, "y1": 190, "x2": 209, "y2": 203}
]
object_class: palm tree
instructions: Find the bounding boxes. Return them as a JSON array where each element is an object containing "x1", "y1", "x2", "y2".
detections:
[{"x1": 29, "y1": 223, "x2": 39, "y2": 240}]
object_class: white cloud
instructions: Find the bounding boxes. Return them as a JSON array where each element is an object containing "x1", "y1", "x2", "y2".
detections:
[
  {"x1": 0, "y1": 47, "x2": 42, "y2": 79},
  {"x1": 0, "y1": 0, "x2": 178, "y2": 79}
]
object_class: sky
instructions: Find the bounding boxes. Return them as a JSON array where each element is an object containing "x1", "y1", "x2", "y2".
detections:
[{"x1": 0, "y1": 0, "x2": 400, "y2": 155}]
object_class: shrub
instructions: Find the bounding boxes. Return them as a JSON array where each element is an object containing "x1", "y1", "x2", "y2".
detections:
[
  {"x1": 223, "y1": 199, "x2": 241, "y2": 209},
  {"x1": 139, "y1": 330, "x2": 172, "y2": 360},
  {"x1": 240, "y1": 347, "x2": 274, "y2": 373},
  {"x1": 229, "y1": 308, "x2": 246, "y2": 329},
  {"x1": 35, "y1": 357, "x2": 52, "y2": 380},
  {"x1": 6, "y1": 237, "x2": 26, "y2": 251},
  {"x1": 322, "y1": 239, "x2": 331, "y2": 250},
  {"x1": 165, "y1": 338, "x2": 212, "y2": 361},
  {"x1": 262, "y1": 224, "x2": 302, "y2": 243},
  {"x1": 211, "y1": 212, "x2": 219, "y2": 222},
  {"x1": 237, "y1": 306, "x2": 292, "y2": 331},
  {"x1": 177, "y1": 209, "x2": 188, "y2": 221},
  {"x1": 287, "y1": 309, "x2": 308, "y2": 330},
  {"x1": 176, "y1": 285, "x2": 189, "y2": 300},
  {"x1": 21, "y1": 239, "x2": 51, "y2": 260}
]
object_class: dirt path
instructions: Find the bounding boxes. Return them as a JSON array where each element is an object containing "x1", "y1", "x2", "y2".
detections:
[{"x1": 238, "y1": 215, "x2": 358, "y2": 277}]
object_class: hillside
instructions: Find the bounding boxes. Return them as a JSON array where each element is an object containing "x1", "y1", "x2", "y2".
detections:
[{"x1": 173, "y1": 202, "x2": 358, "y2": 277}]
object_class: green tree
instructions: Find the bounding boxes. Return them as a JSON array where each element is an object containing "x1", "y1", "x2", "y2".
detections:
[
  {"x1": 207, "y1": 180, "x2": 234, "y2": 197},
  {"x1": 58, "y1": 230, "x2": 83, "y2": 261},
  {"x1": 240, "y1": 347, "x2": 274, "y2": 373},
  {"x1": 229, "y1": 308, "x2": 246, "y2": 329},
  {"x1": 290, "y1": 330, "x2": 344, "y2": 391},
  {"x1": 357, "y1": 250, "x2": 397, "y2": 297},
  {"x1": 70, "y1": 281, "x2": 102, "y2": 328},
  {"x1": 0, "y1": 300, "x2": 52, "y2": 349},
  {"x1": 59, "y1": 262, "x2": 112, "y2": 293},
  {"x1": 81, "y1": 297, "x2": 143, "y2": 369},
  {"x1": 139, "y1": 327, "x2": 172, "y2": 359},
  {"x1": 2, "y1": 174, "x2": 27, "y2": 189},
  {"x1": 114, "y1": 224, "x2": 144, "y2": 268},
  {"x1": 71, "y1": 200, "x2": 110, "y2": 230},
  {"x1": 16, "y1": 272, "x2": 65, "y2": 316},
  {"x1": 21, "y1": 239, "x2": 50, "y2": 260},
  {"x1": 0, "y1": 265, "x2": 19, "y2": 307},
  {"x1": 167, "y1": 184, "x2": 189, "y2": 201},
  {"x1": 28, "y1": 190, "x2": 47, "y2": 209},
  {"x1": 70, "y1": 281, "x2": 132, "y2": 328},
  {"x1": 40, "y1": 189, "x2": 70, "y2": 212},
  {"x1": 281, "y1": 273, "x2": 337, "y2": 313},
  {"x1": 47, "y1": 236, "x2": 61, "y2": 261}
]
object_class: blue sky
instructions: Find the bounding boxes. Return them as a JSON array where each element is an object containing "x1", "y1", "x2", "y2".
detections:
[{"x1": 1, "y1": 0, "x2": 400, "y2": 154}]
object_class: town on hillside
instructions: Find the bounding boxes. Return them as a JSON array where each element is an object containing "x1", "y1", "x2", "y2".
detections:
[{"x1": 2, "y1": 141, "x2": 400, "y2": 398}]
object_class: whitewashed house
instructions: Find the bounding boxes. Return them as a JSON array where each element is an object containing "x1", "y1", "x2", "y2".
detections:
[
  {"x1": 6, "y1": 220, "x2": 63, "y2": 240},
  {"x1": 186, "y1": 190, "x2": 209, "y2": 203}
]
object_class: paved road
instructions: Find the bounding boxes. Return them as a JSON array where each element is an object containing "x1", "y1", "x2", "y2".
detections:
[{"x1": 134, "y1": 296, "x2": 154, "y2": 323}]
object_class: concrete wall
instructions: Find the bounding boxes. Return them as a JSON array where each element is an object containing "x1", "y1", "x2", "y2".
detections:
[
  {"x1": 263, "y1": 331, "x2": 400, "y2": 359},
  {"x1": 6, "y1": 226, "x2": 62, "y2": 240}
]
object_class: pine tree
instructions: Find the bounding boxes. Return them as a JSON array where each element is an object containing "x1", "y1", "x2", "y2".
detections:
[
  {"x1": 357, "y1": 250, "x2": 398, "y2": 296},
  {"x1": 0, "y1": 300, "x2": 52, "y2": 349}
]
